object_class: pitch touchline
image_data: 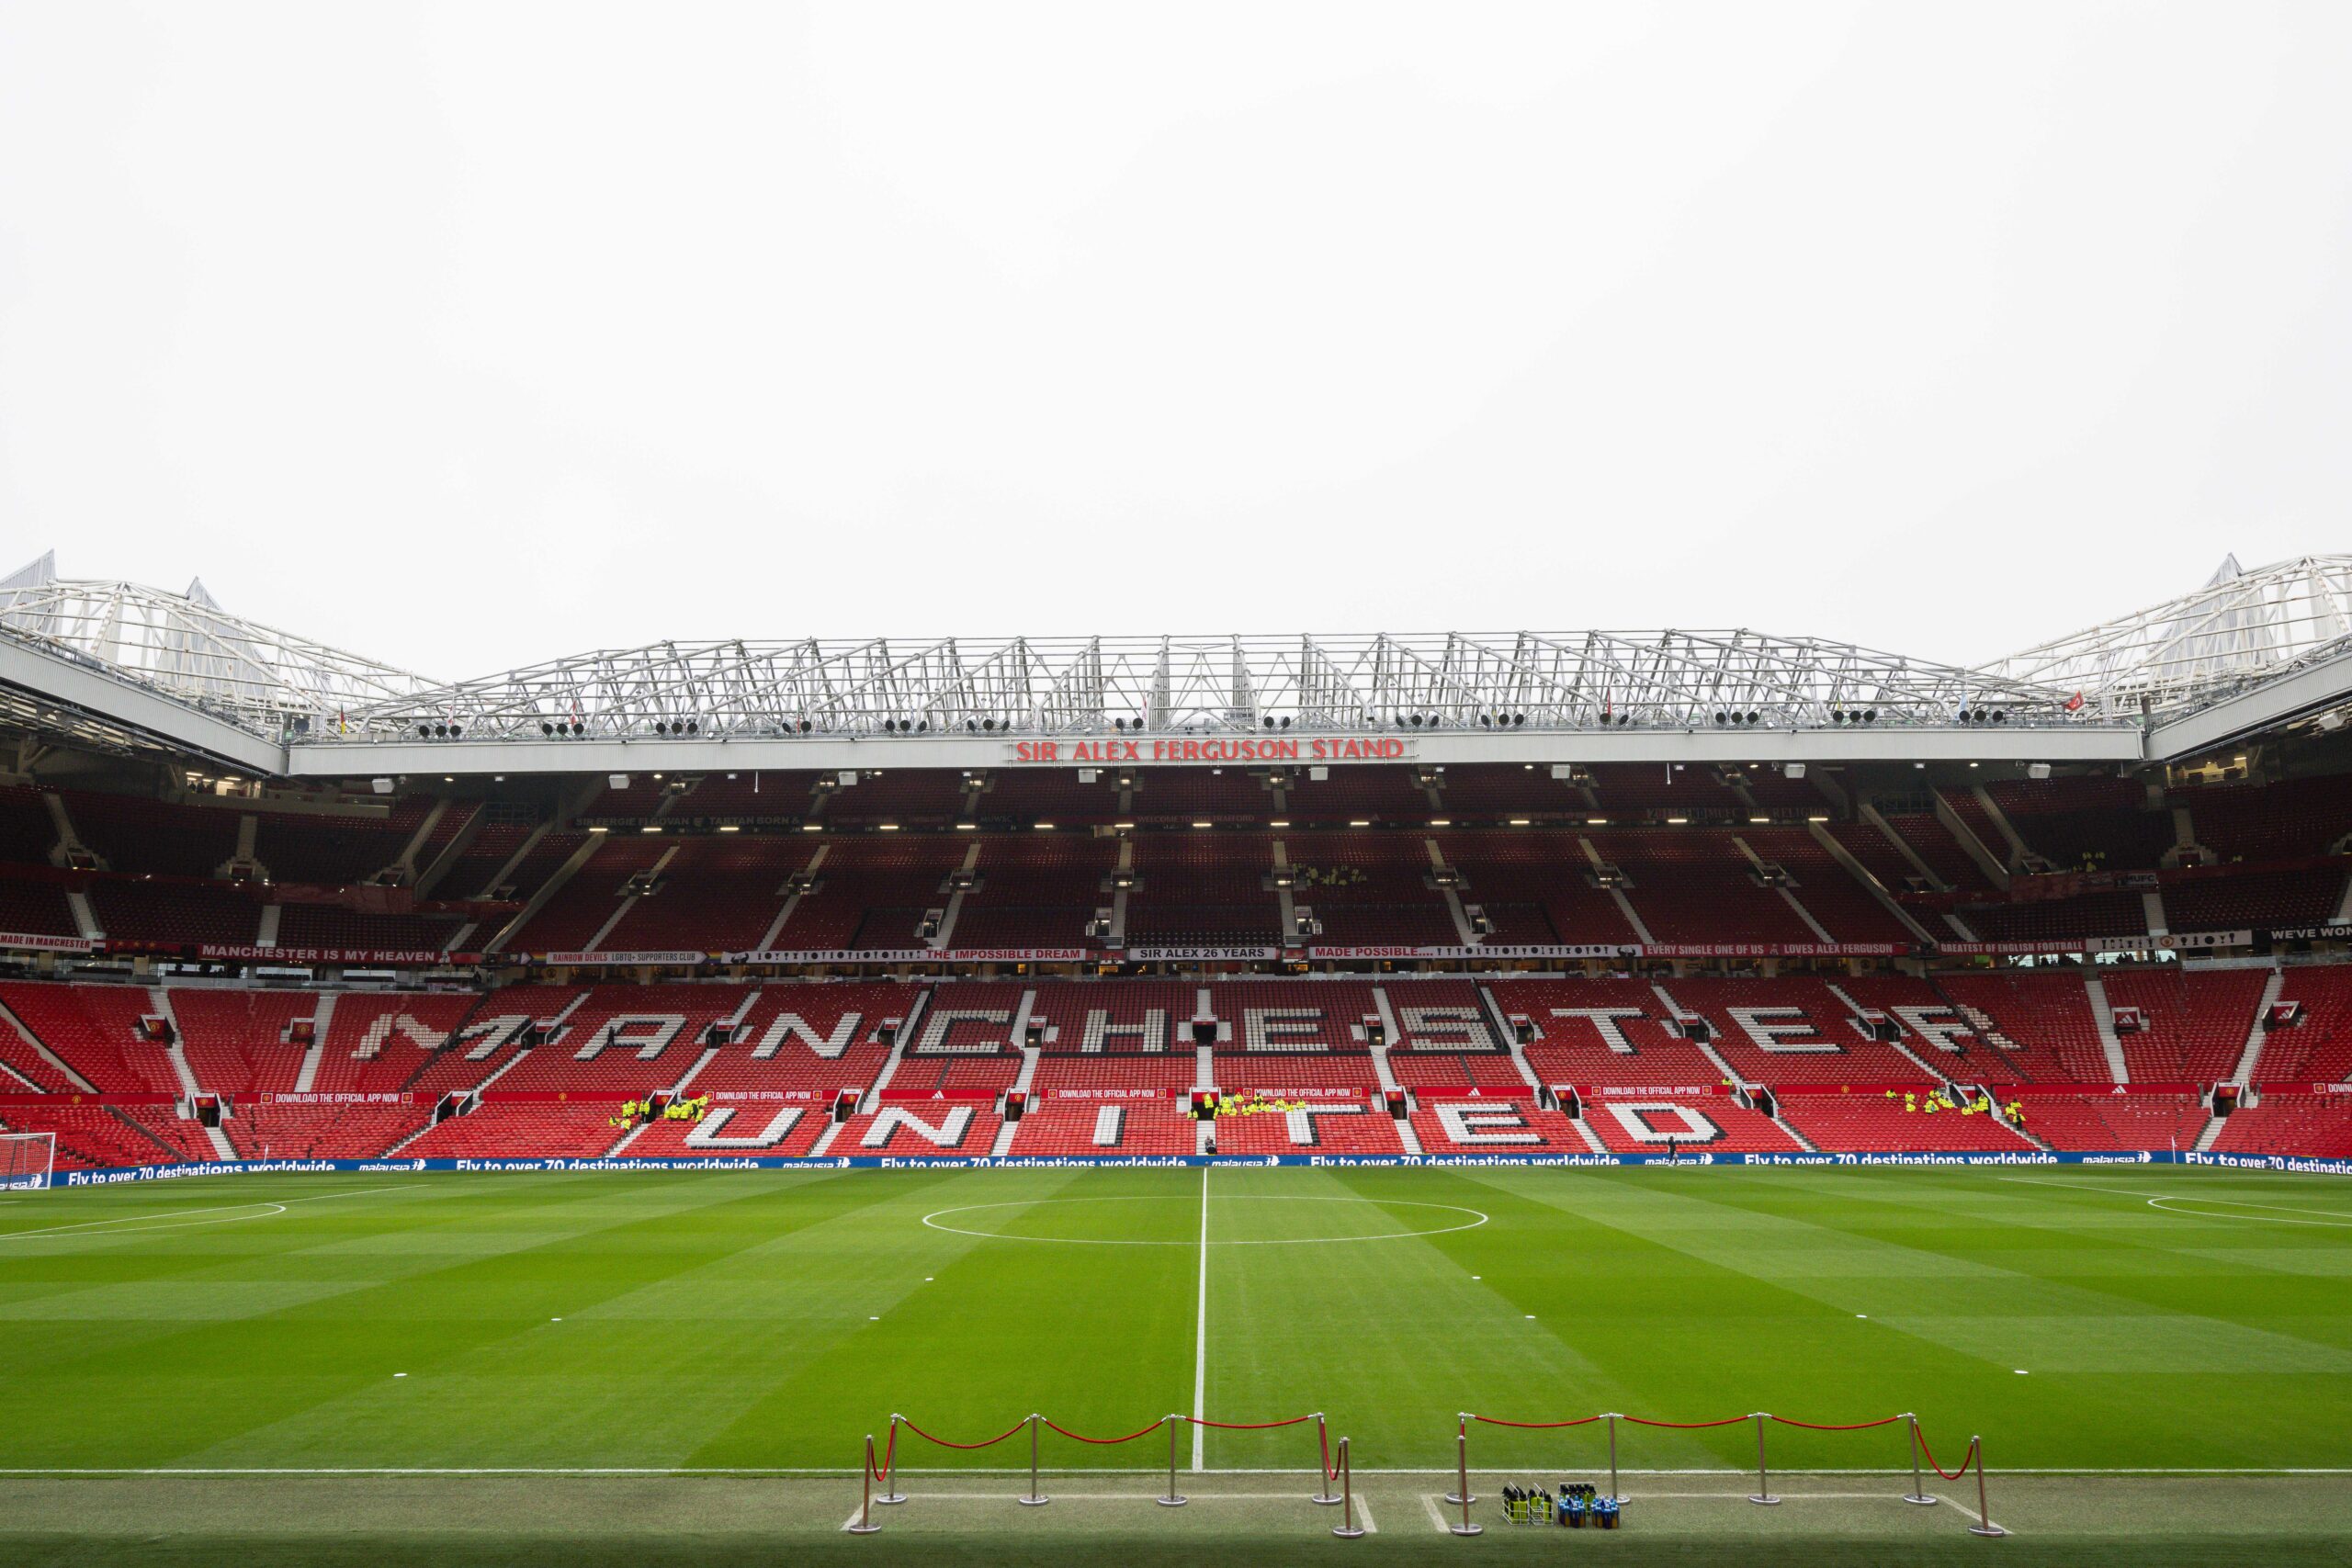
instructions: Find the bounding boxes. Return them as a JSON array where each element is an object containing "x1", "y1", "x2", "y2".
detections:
[
  {"x1": 0, "y1": 1184, "x2": 422, "y2": 1241},
  {"x1": 7, "y1": 1465, "x2": 2347, "y2": 1475},
  {"x1": 1999, "y1": 1177, "x2": 2352, "y2": 1225}
]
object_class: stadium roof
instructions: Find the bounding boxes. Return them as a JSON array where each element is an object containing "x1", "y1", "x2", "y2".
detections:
[{"x1": 3, "y1": 550, "x2": 2347, "y2": 777}]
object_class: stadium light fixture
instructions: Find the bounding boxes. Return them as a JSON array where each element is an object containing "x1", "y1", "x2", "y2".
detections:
[
  {"x1": 1114, "y1": 821, "x2": 1135, "y2": 829},
  {"x1": 1749, "y1": 816, "x2": 1769, "y2": 823},
  {"x1": 955, "y1": 821, "x2": 977, "y2": 830},
  {"x1": 640, "y1": 825, "x2": 662, "y2": 834},
  {"x1": 718, "y1": 824, "x2": 740, "y2": 832},
  {"x1": 1666, "y1": 816, "x2": 1689, "y2": 824},
  {"x1": 1035, "y1": 822, "x2": 1055, "y2": 829},
  {"x1": 1269, "y1": 818, "x2": 1289, "y2": 828},
  {"x1": 1349, "y1": 819, "x2": 1371, "y2": 828},
  {"x1": 1430, "y1": 818, "x2": 1451, "y2": 826},
  {"x1": 587, "y1": 825, "x2": 610, "y2": 834},
  {"x1": 801, "y1": 824, "x2": 822, "y2": 832},
  {"x1": 1807, "y1": 814, "x2": 1830, "y2": 823},
  {"x1": 1587, "y1": 816, "x2": 1608, "y2": 824},
  {"x1": 1192, "y1": 820, "x2": 1212, "y2": 829},
  {"x1": 1510, "y1": 818, "x2": 1532, "y2": 826},
  {"x1": 879, "y1": 823, "x2": 900, "y2": 831}
]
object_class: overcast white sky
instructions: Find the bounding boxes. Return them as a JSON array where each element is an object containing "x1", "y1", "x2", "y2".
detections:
[{"x1": 2, "y1": 2, "x2": 2346, "y2": 684}]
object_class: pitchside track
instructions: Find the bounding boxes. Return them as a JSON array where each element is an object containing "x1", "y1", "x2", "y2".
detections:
[{"x1": 1, "y1": 1165, "x2": 2347, "y2": 1566}]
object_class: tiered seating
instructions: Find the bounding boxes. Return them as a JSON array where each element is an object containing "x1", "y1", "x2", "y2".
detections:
[
  {"x1": 2096, "y1": 967, "x2": 2267, "y2": 1083},
  {"x1": 87, "y1": 879, "x2": 259, "y2": 947},
  {"x1": 2177, "y1": 774, "x2": 2352, "y2": 862},
  {"x1": 1385, "y1": 979, "x2": 1521, "y2": 1088},
  {"x1": 1737, "y1": 829, "x2": 1913, "y2": 944},
  {"x1": 950, "y1": 836, "x2": 1113, "y2": 949},
  {"x1": 1411, "y1": 1096, "x2": 1585, "y2": 1153},
  {"x1": 438, "y1": 822, "x2": 568, "y2": 899},
  {"x1": 771, "y1": 836, "x2": 962, "y2": 951},
  {"x1": 1279, "y1": 766, "x2": 1430, "y2": 823},
  {"x1": 1210, "y1": 980, "x2": 1380, "y2": 1051},
  {"x1": 503, "y1": 835, "x2": 672, "y2": 952},
  {"x1": 1026, "y1": 982, "x2": 1203, "y2": 1054},
  {"x1": 65, "y1": 791, "x2": 241, "y2": 878},
  {"x1": 1206, "y1": 1101, "x2": 1404, "y2": 1154},
  {"x1": 836, "y1": 1101, "x2": 1003, "y2": 1155},
  {"x1": 1430, "y1": 764, "x2": 1580, "y2": 817},
  {"x1": 223, "y1": 1102, "x2": 431, "y2": 1159},
  {"x1": 401, "y1": 1103, "x2": 625, "y2": 1159},
  {"x1": 1965, "y1": 893, "x2": 2150, "y2": 943},
  {"x1": 1598, "y1": 830, "x2": 1819, "y2": 945},
  {"x1": 1661, "y1": 978, "x2": 1935, "y2": 1085},
  {"x1": 1878, "y1": 811, "x2": 1997, "y2": 891},
  {"x1": 491, "y1": 984, "x2": 749, "y2": 1094},
  {"x1": 0, "y1": 982, "x2": 181, "y2": 1092},
  {"x1": 1931, "y1": 971, "x2": 2110, "y2": 1082},
  {"x1": 0, "y1": 785, "x2": 58, "y2": 864},
  {"x1": 2209, "y1": 1094, "x2": 2352, "y2": 1157},
  {"x1": 684, "y1": 983, "x2": 909, "y2": 1098},
  {"x1": 1586, "y1": 763, "x2": 1739, "y2": 818},
  {"x1": 621, "y1": 1101, "x2": 830, "y2": 1156},
  {"x1": 1029, "y1": 1054, "x2": 1198, "y2": 1098},
  {"x1": 1834, "y1": 974, "x2": 2029, "y2": 1085},
  {"x1": 1214, "y1": 1055, "x2": 1380, "y2": 1097},
  {"x1": 2025, "y1": 1093, "x2": 2207, "y2": 1152},
  {"x1": 169, "y1": 988, "x2": 316, "y2": 1093},
  {"x1": 1939, "y1": 791, "x2": 2014, "y2": 870},
  {"x1": 273, "y1": 904, "x2": 468, "y2": 953},
  {"x1": 973, "y1": 770, "x2": 1121, "y2": 825},
  {"x1": 254, "y1": 798, "x2": 429, "y2": 885},
  {"x1": 1388, "y1": 1052, "x2": 1526, "y2": 1089},
  {"x1": 0, "y1": 877, "x2": 78, "y2": 938},
  {"x1": 309, "y1": 991, "x2": 494, "y2": 1094},
  {"x1": 1829, "y1": 821, "x2": 1938, "y2": 894},
  {"x1": 890, "y1": 981, "x2": 1023, "y2": 1097},
  {"x1": 0, "y1": 1104, "x2": 201, "y2": 1169},
  {"x1": 594, "y1": 835, "x2": 798, "y2": 952},
  {"x1": 1986, "y1": 775, "x2": 2171, "y2": 872},
  {"x1": 1489, "y1": 977, "x2": 1724, "y2": 1089},
  {"x1": 0, "y1": 1000, "x2": 74, "y2": 1091},
  {"x1": 1127, "y1": 769, "x2": 1275, "y2": 823},
  {"x1": 1438, "y1": 831, "x2": 1642, "y2": 946},
  {"x1": 1123, "y1": 833, "x2": 1281, "y2": 947},
  {"x1": 1008, "y1": 1095, "x2": 1195, "y2": 1155},
  {"x1": 1776, "y1": 1093, "x2": 2030, "y2": 1151},
  {"x1": 823, "y1": 771, "x2": 965, "y2": 826},
  {"x1": 1580, "y1": 1096, "x2": 1800, "y2": 1154},
  {"x1": 2165, "y1": 866, "x2": 2346, "y2": 932},
  {"x1": 669, "y1": 772, "x2": 823, "y2": 823},
  {"x1": 2256, "y1": 966, "x2": 2352, "y2": 1084},
  {"x1": 1285, "y1": 831, "x2": 1456, "y2": 946}
]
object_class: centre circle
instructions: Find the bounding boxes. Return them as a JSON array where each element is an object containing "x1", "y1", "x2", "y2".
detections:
[{"x1": 919, "y1": 1194, "x2": 1489, "y2": 1246}]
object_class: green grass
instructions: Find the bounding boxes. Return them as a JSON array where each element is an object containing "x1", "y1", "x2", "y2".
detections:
[{"x1": 2, "y1": 1164, "x2": 2348, "y2": 1564}]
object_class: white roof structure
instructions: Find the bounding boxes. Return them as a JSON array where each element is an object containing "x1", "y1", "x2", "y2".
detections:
[
  {"x1": 3, "y1": 549, "x2": 2346, "y2": 776},
  {"x1": 1986, "y1": 555, "x2": 2352, "y2": 718}
]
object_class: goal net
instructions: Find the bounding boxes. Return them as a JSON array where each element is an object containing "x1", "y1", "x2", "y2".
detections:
[{"x1": 0, "y1": 1131, "x2": 55, "y2": 1191}]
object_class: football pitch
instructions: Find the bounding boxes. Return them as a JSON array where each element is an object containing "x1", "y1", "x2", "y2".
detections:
[{"x1": 1, "y1": 1163, "x2": 2347, "y2": 1567}]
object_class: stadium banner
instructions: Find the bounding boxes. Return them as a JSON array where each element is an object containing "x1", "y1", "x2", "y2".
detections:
[
  {"x1": 257, "y1": 1091, "x2": 414, "y2": 1105},
  {"x1": 55, "y1": 1150, "x2": 2352, "y2": 1183},
  {"x1": 944, "y1": 947, "x2": 1091, "y2": 962},
  {"x1": 1309, "y1": 943, "x2": 1635, "y2": 960},
  {"x1": 1047, "y1": 1085, "x2": 1182, "y2": 1100},
  {"x1": 1127, "y1": 944, "x2": 1280, "y2": 961},
  {"x1": 1217, "y1": 1085, "x2": 1368, "y2": 1100},
  {"x1": 723, "y1": 948, "x2": 937, "y2": 964},
  {"x1": 2262, "y1": 920, "x2": 2352, "y2": 942},
  {"x1": 1572, "y1": 1083, "x2": 1729, "y2": 1098},
  {"x1": 537, "y1": 950, "x2": 708, "y2": 966},
  {"x1": 0, "y1": 930, "x2": 100, "y2": 953},
  {"x1": 1006, "y1": 736, "x2": 1415, "y2": 766},
  {"x1": 192, "y1": 943, "x2": 460, "y2": 965},
  {"x1": 1305, "y1": 942, "x2": 1903, "y2": 959},
  {"x1": 877, "y1": 1089, "x2": 999, "y2": 1103},
  {"x1": 1938, "y1": 930, "x2": 2253, "y2": 956}
]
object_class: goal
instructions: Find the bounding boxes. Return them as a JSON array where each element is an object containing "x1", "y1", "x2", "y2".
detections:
[{"x1": 0, "y1": 1131, "x2": 55, "y2": 1191}]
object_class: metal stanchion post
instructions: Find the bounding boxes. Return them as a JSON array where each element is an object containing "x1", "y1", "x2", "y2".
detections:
[
  {"x1": 1606, "y1": 1412, "x2": 1622, "y2": 1504},
  {"x1": 1311, "y1": 1414, "x2": 1341, "y2": 1505},
  {"x1": 1444, "y1": 1416, "x2": 1476, "y2": 1506},
  {"x1": 1159, "y1": 1415, "x2": 1187, "y2": 1506},
  {"x1": 1330, "y1": 1439, "x2": 1365, "y2": 1539},
  {"x1": 1903, "y1": 1415, "x2": 1934, "y2": 1506},
  {"x1": 1019, "y1": 1414, "x2": 1049, "y2": 1506},
  {"x1": 877, "y1": 1416, "x2": 905, "y2": 1505},
  {"x1": 846, "y1": 1436, "x2": 882, "y2": 1533},
  {"x1": 1968, "y1": 1438, "x2": 2007, "y2": 1538},
  {"x1": 1449, "y1": 1418, "x2": 1482, "y2": 1536},
  {"x1": 1747, "y1": 1413, "x2": 1781, "y2": 1505}
]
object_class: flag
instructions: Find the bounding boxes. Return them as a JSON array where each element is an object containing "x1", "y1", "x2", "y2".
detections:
[{"x1": 2064, "y1": 691, "x2": 2085, "y2": 712}]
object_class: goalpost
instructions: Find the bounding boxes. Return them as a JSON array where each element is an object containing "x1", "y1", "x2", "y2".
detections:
[{"x1": 0, "y1": 1131, "x2": 55, "y2": 1191}]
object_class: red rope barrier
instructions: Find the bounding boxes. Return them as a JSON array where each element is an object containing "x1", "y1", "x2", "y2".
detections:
[
  {"x1": 1770, "y1": 1415, "x2": 1905, "y2": 1432},
  {"x1": 1185, "y1": 1415, "x2": 1314, "y2": 1430},
  {"x1": 1620, "y1": 1415, "x2": 1753, "y2": 1429},
  {"x1": 1917, "y1": 1427, "x2": 1980, "y2": 1483},
  {"x1": 865, "y1": 1424, "x2": 898, "y2": 1483},
  {"x1": 1040, "y1": 1417, "x2": 1167, "y2": 1446},
  {"x1": 1469, "y1": 1415, "x2": 1603, "y2": 1429},
  {"x1": 1318, "y1": 1422, "x2": 1341, "y2": 1483},
  {"x1": 898, "y1": 1416, "x2": 1031, "y2": 1450}
]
